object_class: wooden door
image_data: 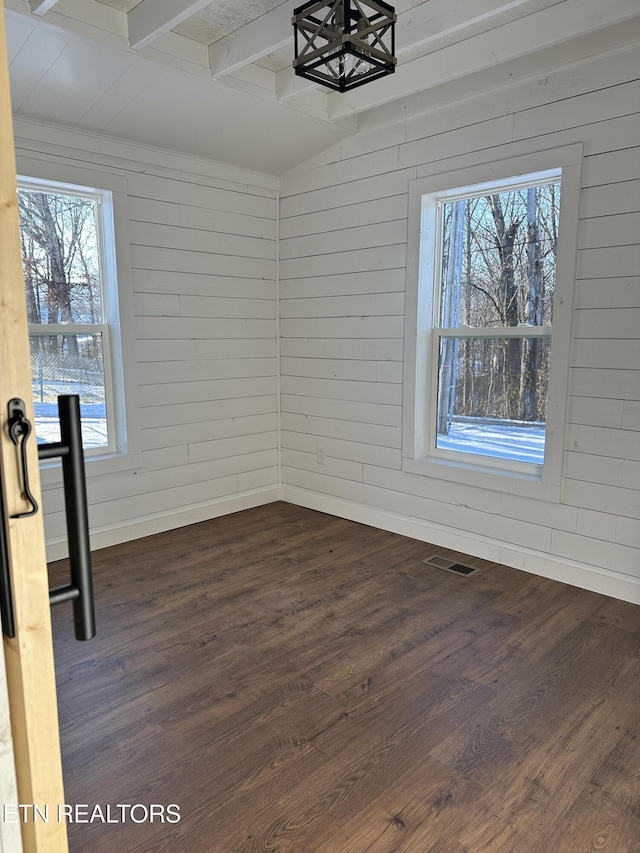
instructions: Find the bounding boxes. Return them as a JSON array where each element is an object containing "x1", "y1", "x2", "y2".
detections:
[{"x1": 0, "y1": 3, "x2": 68, "y2": 851}]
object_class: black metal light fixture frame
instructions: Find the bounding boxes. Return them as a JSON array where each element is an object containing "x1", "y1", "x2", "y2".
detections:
[{"x1": 292, "y1": 0, "x2": 396, "y2": 93}]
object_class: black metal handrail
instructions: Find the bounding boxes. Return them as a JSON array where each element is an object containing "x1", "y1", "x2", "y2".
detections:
[{"x1": 38, "y1": 395, "x2": 95, "y2": 641}]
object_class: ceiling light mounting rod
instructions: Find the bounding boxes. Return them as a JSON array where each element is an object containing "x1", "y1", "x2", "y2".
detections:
[{"x1": 292, "y1": 0, "x2": 396, "y2": 93}]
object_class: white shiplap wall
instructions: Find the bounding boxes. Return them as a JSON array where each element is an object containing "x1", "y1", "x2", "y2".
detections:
[
  {"x1": 7, "y1": 43, "x2": 638, "y2": 602},
  {"x1": 279, "y1": 44, "x2": 640, "y2": 603},
  {"x1": 12, "y1": 119, "x2": 279, "y2": 557}
]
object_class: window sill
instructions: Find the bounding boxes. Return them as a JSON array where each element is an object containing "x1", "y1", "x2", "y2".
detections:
[
  {"x1": 402, "y1": 454, "x2": 561, "y2": 502},
  {"x1": 39, "y1": 450, "x2": 142, "y2": 490}
]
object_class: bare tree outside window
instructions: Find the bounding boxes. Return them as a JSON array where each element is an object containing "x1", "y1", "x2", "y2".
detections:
[{"x1": 434, "y1": 177, "x2": 561, "y2": 464}]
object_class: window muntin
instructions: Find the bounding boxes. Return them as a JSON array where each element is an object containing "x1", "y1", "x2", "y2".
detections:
[
  {"x1": 18, "y1": 181, "x2": 117, "y2": 455},
  {"x1": 427, "y1": 170, "x2": 561, "y2": 472}
]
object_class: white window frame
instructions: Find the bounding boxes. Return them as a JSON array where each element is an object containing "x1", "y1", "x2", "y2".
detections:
[
  {"x1": 17, "y1": 159, "x2": 141, "y2": 486},
  {"x1": 403, "y1": 145, "x2": 582, "y2": 501},
  {"x1": 21, "y1": 178, "x2": 119, "y2": 455}
]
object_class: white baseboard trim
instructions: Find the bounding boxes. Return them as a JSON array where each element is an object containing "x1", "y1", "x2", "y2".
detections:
[
  {"x1": 45, "y1": 487, "x2": 281, "y2": 562},
  {"x1": 281, "y1": 486, "x2": 640, "y2": 605},
  {"x1": 46, "y1": 484, "x2": 639, "y2": 605}
]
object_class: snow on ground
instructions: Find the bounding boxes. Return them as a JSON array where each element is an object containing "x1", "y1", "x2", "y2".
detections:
[
  {"x1": 33, "y1": 402, "x2": 545, "y2": 465},
  {"x1": 437, "y1": 418, "x2": 545, "y2": 464},
  {"x1": 34, "y1": 402, "x2": 107, "y2": 449}
]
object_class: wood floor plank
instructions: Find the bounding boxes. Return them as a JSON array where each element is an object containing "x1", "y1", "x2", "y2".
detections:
[
  {"x1": 425, "y1": 837, "x2": 470, "y2": 853},
  {"x1": 46, "y1": 502, "x2": 640, "y2": 852},
  {"x1": 228, "y1": 715, "x2": 463, "y2": 853},
  {"x1": 311, "y1": 760, "x2": 473, "y2": 853},
  {"x1": 452, "y1": 803, "x2": 538, "y2": 851},
  {"x1": 540, "y1": 794, "x2": 640, "y2": 852},
  {"x1": 589, "y1": 724, "x2": 640, "y2": 821}
]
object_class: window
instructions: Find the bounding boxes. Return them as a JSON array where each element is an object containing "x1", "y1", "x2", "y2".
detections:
[
  {"x1": 433, "y1": 171, "x2": 560, "y2": 469},
  {"x1": 18, "y1": 177, "x2": 121, "y2": 457},
  {"x1": 403, "y1": 146, "x2": 582, "y2": 498}
]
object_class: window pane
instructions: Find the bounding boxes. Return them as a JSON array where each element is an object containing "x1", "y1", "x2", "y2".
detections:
[
  {"x1": 19, "y1": 189, "x2": 103, "y2": 324},
  {"x1": 438, "y1": 182, "x2": 560, "y2": 328},
  {"x1": 435, "y1": 336, "x2": 552, "y2": 465},
  {"x1": 30, "y1": 334, "x2": 108, "y2": 450}
]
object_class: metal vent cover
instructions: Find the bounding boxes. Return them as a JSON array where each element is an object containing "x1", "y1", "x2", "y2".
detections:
[{"x1": 421, "y1": 554, "x2": 483, "y2": 577}]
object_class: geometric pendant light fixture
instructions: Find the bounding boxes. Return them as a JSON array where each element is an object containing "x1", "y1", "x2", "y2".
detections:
[{"x1": 292, "y1": 0, "x2": 397, "y2": 92}]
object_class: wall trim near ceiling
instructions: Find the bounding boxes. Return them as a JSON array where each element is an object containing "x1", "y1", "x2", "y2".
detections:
[
  {"x1": 11, "y1": 116, "x2": 280, "y2": 190},
  {"x1": 281, "y1": 486, "x2": 640, "y2": 605}
]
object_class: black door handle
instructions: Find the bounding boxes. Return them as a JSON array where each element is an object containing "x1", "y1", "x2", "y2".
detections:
[{"x1": 38, "y1": 395, "x2": 96, "y2": 641}]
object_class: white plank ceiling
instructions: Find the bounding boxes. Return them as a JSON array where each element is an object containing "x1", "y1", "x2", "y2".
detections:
[{"x1": 5, "y1": 0, "x2": 640, "y2": 173}]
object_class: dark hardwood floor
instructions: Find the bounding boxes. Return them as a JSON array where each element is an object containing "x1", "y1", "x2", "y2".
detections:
[{"x1": 48, "y1": 502, "x2": 640, "y2": 852}]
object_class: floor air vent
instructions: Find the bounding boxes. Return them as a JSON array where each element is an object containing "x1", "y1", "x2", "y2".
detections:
[{"x1": 421, "y1": 554, "x2": 483, "y2": 577}]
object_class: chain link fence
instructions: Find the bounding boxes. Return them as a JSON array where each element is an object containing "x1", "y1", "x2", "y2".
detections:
[{"x1": 29, "y1": 333, "x2": 105, "y2": 403}]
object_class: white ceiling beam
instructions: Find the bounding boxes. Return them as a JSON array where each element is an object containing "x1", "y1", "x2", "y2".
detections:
[
  {"x1": 328, "y1": 0, "x2": 640, "y2": 119},
  {"x1": 213, "y1": 0, "x2": 537, "y2": 83},
  {"x1": 277, "y1": 66, "x2": 311, "y2": 102},
  {"x1": 397, "y1": 0, "x2": 562, "y2": 58},
  {"x1": 128, "y1": 0, "x2": 211, "y2": 51},
  {"x1": 357, "y1": 18, "x2": 640, "y2": 132},
  {"x1": 277, "y1": 0, "x2": 563, "y2": 101},
  {"x1": 209, "y1": 3, "x2": 292, "y2": 78},
  {"x1": 29, "y1": 0, "x2": 59, "y2": 15}
]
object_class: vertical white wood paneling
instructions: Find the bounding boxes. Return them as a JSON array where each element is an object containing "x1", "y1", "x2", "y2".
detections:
[
  {"x1": 13, "y1": 121, "x2": 279, "y2": 557},
  {"x1": 279, "y1": 43, "x2": 640, "y2": 599}
]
